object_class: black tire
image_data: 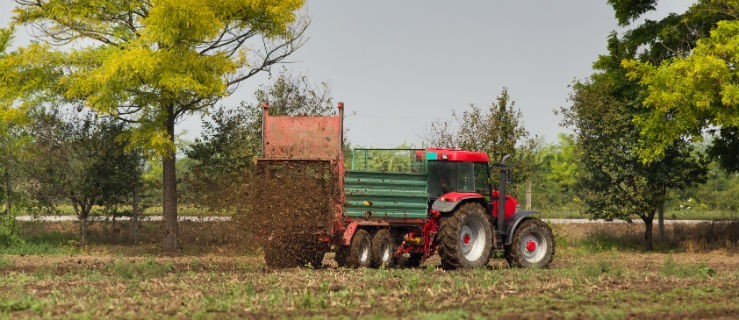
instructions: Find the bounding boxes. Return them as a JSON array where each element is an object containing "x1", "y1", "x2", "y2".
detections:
[
  {"x1": 505, "y1": 219, "x2": 555, "y2": 268},
  {"x1": 396, "y1": 253, "x2": 423, "y2": 268},
  {"x1": 347, "y1": 229, "x2": 372, "y2": 268},
  {"x1": 370, "y1": 229, "x2": 394, "y2": 268},
  {"x1": 438, "y1": 203, "x2": 493, "y2": 269}
]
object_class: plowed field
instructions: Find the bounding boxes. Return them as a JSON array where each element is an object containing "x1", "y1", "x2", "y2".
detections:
[{"x1": 1, "y1": 221, "x2": 737, "y2": 319}]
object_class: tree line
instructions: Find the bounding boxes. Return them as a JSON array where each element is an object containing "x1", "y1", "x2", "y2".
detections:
[{"x1": 1, "y1": 0, "x2": 737, "y2": 252}]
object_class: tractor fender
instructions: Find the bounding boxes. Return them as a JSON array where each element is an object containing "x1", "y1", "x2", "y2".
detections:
[
  {"x1": 504, "y1": 210, "x2": 542, "y2": 245},
  {"x1": 431, "y1": 192, "x2": 485, "y2": 213}
]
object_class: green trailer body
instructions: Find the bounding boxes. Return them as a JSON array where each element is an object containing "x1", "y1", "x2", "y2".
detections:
[{"x1": 343, "y1": 170, "x2": 429, "y2": 219}]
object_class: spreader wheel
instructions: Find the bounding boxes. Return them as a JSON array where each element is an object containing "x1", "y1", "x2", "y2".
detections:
[
  {"x1": 437, "y1": 203, "x2": 493, "y2": 269},
  {"x1": 505, "y1": 219, "x2": 555, "y2": 268},
  {"x1": 347, "y1": 229, "x2": 372, "y2": 268},
  {"x1": 370, "y1": 229, "x2": 394, "y2": 268}
]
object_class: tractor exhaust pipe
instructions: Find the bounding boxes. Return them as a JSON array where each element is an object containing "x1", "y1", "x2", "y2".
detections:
[{"x1": 497, "y1": 154, "x2": 511, "y2": 238}]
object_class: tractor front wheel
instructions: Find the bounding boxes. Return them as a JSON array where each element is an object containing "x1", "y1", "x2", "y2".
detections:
[
  {"x1": 438, "y1": 203, "x2": 493, "y2": 269},
  {"x1": 505, "y1": 219, "x2": 554, "y2": 268}
]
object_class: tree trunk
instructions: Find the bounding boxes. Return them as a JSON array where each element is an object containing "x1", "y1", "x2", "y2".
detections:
[
  {"x1": 643, "y1": 216, "x2": 654, "y2": 251},
  {"x1": 162, "y1": 111, "x2": 180, "y2": 252},
  {"x1": 80, "y1": 216, "x2": 88, "y2": 247},
  {"x1": 132, "y1": 181, "x2": 139, "y2": 244},
  {"x1": 73, "y1": 198, "x2": 93, "y2": 248},
  {"x1": 657, "y1": 203, "x2": 665, "y2": 242},
  {"x1": 78, "y1": 204, "x2": 91, "y2": 248}
]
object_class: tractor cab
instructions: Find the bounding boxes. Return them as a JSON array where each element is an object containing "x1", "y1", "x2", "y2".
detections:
[
  {"x1": 425, "y1": 148, "x2": 491, "y2": 201},
  {"x1": 425, "y1": 148, "x2": 517, "y2": 219}
]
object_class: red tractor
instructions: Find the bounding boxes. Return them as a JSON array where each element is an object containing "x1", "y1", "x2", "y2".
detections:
[{"x1": 255, "y1": 103, "x2": 554, "y2": 269}]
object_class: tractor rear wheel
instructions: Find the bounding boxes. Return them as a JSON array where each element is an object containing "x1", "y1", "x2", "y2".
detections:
[
  {"x1": 347, "y1": 229, "x2": 372, "y2": 268},
  {"x1": 438, "y1": 203, "x2": 493, "y2": 269},
  {"x1": 505, "y1": 219, "x2": 554, "y2": 268},
  {"x1": 370, "y1": 229, "x2": 394, "y2": 268}
]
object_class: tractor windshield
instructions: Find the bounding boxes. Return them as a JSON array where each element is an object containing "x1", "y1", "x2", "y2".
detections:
[{"x1": 428, "y1": 161, "x2": 490, "y2": 199}]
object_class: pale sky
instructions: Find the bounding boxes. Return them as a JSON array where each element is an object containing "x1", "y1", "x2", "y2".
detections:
[{"x1": 1, "y1": 1, "x2": 694, "y2": 148}]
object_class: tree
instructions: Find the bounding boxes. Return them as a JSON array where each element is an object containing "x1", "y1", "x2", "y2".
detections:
[
  {"x1": 562, "y1": 7, "x2": 707, "y2": 249},
  {"x1": 186, "y1": 71, "x2": 335, "y2": 212},
  {"x1": 25, "y1": 109, "x2": 143, "y2": 247},
  {"x1": 6, "y1": 0, "x2": 307, "y2": 251},
  {"x1": 1, "y1": 26, "x2": 33, "y2": 217},
  {"x1": 425, "y1": 88, "x2": 538, "y2": 193},
  {"x1": 531, "y1": 134, "x2": 578, "y2": 210},
  {"x1": 563, "y1": 75, "x2": 707, "y2": 250},
  {"x1": 560, "y1": 0, "x2": 722, "y2": 248},
  {"x1": 623, "y1": 18, "x2": 739, "y2": 169}
]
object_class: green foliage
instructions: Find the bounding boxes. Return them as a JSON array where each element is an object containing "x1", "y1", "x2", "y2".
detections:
[
  {"x1": 7, "y1": 0, "x2": 305, "y2": 156},
  {"x1": 563, "y1": 71, "x2": 707, "y2": 223},
  {"x1": 350, "y1": 147, "x2": 421, "y2": 173},
  {"x1": 561, "y1": 1, "x2": 715, "y2": 249},
  {"x1": 21, "y1": 109, "x2": 144, "y2": 245},
  {"x1": 620, "y1": 1, "x2": 739, "y2": 168},
  {"x1": 6, "y1": 0, "x2": 306, "y2": 250},
  {"x1": 141, "y1": 157, "x2": 198, "y2": 206},
  {"x1": 425, "y1": 88, "x2": 538, "y2": 193},
  {"x1": 669, "y1": 161, "x2": 739, "y2": 213},
  {"x1": 607, "y1": 0, "x2": 657, "y2": 26},
  {"x1": 0, "y1": 213, "x2": 22, "y2": 246},
  {"x1": 706, "y1": 126, "x2": 739, "y2": 172},
  {"x1": 25, "y1": 110, "x2": 142, "y2": 215},
  {"x1": 532, "y1": 134, "x2": 578, "y2": 210}
]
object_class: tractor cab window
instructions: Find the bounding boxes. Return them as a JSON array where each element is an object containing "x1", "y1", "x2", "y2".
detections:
[
  {"x1": 474, "y1": 163, "x2": 492, "y2": 201},
  {"x1": 428, "y1": 161, "x2": 490, "y2": 199}
]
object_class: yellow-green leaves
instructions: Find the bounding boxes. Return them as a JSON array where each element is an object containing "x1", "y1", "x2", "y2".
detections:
[
  {"x1": 144, "y1": 0, "x2": 222, "y2": 47},
  {"x1": 144, "y1": 0, "x2": 303, "y2": 47},
  {"x1": 0, "y1": 27, "x2": 12, "y2": 54},
  {"x1": 5, "y1": 0, "x2": 304, "y2": 159},
  {"x1": 0, "y1": 43, "x2": 65, "y2": 114},
  {"x1": 624, "y1": 20, "x2": 739, "y2": 163}
]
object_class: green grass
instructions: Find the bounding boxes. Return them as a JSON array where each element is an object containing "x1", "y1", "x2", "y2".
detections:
[
  {"x1": 0, "y1": 231, "x2": 79, "y2": 256},
  {"x1": 0, "y1": 234, "x2": 737, "y2": 320},
  {"x1": 107, "y1": 257, "x2": 175, "y2": 280},
  {"x1": 0, "y1": 222, "x2": 737, "y2": 318},
  {"x1": 0, "y1": 254, "x2": 735, "y2": 319}
]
